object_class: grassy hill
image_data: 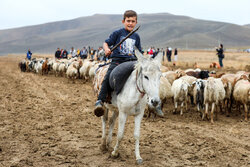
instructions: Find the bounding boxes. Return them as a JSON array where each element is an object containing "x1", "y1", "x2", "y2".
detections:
[{"x1": 0, "y1": 13, "x2": 250, "y2": 54}]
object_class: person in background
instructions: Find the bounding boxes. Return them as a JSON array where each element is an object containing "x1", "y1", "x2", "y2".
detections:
[
  {"x1": 26, "y1": 49, "x2": 32, "y2": 60},
  {"x1": 148, "y1": 47, "x2": 154, "y2": 58},
  {"x1": 77, "y1": 49, "x2": 80, "y2": 57},
  {"x1": 90, "y1": 47, "x2": 96, "y2": 60},
  {"x1": 161, "y1": 48, "x2": 165, "y2": 61},
  {"x1": 62, "y1": 49, "x2": 68, "y2": 59},
  {"x1": 168, "y1": 47, "x2": 172, "y2": 62},
  {"x1": 97, "y1": 46, "x2": 105, "y2": 61},
  {"x1": 70, "y1": 47, "x2": 77, "y2": 58},
  {"x1": 55, "y1": 48, "x2": 61, "y2": 59},
  {"x1": 173, "y1": 48, "x2": 178, "y2": 65},
  {"x1": 216, "y1": 44, "x2": 224, "y2": 68},
  {"x1": 80, "y1": 46, "x2": 88, "y2": 59},
  {"x1": 166, "y1": 47, "x2": 170, "y2": 62}
]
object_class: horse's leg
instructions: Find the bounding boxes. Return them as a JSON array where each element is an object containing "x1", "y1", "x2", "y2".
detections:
[
  {"x1": 107, "y1": 110, "x2": 118, "y2": 148},
  {"x1": 100, "y1": 109, "x2": 108, "y2": 151},
  {"x1": 112, "y1": 111, "x2": 127, "y2": 158},
  {"x1": 134, "y1": 112, "x2": 144, "y2": 164}
]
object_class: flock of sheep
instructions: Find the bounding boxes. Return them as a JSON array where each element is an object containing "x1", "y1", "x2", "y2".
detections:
[{"x1": 19, "y1": 56, "x2": 250, "y2": 123}]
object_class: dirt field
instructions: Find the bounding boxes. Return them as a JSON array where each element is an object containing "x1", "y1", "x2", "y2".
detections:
[{"x1": 0, "y1": 52, "x2": 249, "y2": 167}]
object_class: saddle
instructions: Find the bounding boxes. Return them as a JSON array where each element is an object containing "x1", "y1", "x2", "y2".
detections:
[{"x1": 109, "y1": 61, "x2": 136, "y2": 95}]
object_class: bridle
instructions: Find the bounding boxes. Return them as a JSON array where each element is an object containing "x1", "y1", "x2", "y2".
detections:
[{"x1": 136, "y1": 68, "x2": 145, "y2": 98}]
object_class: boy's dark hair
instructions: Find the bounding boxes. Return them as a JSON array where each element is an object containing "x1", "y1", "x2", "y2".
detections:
[{"x1": 123, "y1": 10, "x2": 137, "y2": 21}]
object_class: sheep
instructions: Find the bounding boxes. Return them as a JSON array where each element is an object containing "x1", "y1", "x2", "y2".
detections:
[
  {"x1": 79, "y1": 59, "x2": 92, "y2": 81},
  {"x1": 160, "y1": 65, "x2": 170, "y2": 73},
  {"x1": 209, "y1": 72, "x2": 225, "y2": 78},
  {"x1": 171, "y1": 78, "x2": 190, "y2": 115},
  {"x1": 34, "y1": 60, "x2": 43, "y2": 74},
  {"x1": 186, "y1": 70, "x2": 209, "y2": 79},
  {"x1": 203, "y1": 77, "x2": 225, "y2": 123},
  {"x1": 42, "y1": 58, "x2": 49, "y2": 75},
  {"x1": 19, "y1": 59, "x2": 26, "y2": 72},
  {"x1": 233, "y1": 77, "x2": 250, "y2": 121},
  {"x1": 193, "y1": 79, "x2": 207, "y2": 113},
  {"x1": 52, "y1": 61, "x2": 60, "y2": 76},
  {"x1": 162, "y1": 69, "x2": 186, "y2": 85},
  {"x1": 179, "y1": 75, "x2": 197, "y2": 105},
  {"x1": 58, "y1": 62, "x2": 67, "y2": 77},
  {"x1": 220, "y1": 76, "x2": 233, "y2": 116},
  {"x1": 88, "y1": 62, "x2": 99, "y2": 81},
  {"x1": 66, "y1": 64, "x2": 78, "y2": 83},
  {"x1": 93, "y1": 64, "x2": 109, "y2": 96}
]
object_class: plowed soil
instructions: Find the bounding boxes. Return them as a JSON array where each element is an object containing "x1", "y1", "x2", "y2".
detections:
[{"x1": 0, "y1": 55, "x2": 249, "y2": 167}]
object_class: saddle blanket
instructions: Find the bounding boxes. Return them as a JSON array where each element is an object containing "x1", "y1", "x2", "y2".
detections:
[{"x1": 109, "y1": 61, "x2": 136, "y2": 95}]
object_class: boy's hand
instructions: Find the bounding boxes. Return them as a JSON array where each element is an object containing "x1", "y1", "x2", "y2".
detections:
[
  {"x1": 105, "y1": 48, "x2": 111, "y2": 56},
  {"x1": 103, "y1": 42, "x2": 111, "y2": 56}
]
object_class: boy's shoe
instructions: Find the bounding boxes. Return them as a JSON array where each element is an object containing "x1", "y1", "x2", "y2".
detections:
[{"x1": 94, "y1": 100, "x2": 104, "y2": 117}]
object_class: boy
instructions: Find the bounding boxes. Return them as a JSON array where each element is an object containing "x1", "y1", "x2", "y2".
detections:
[{"x1": 94, "y1": 10, "x2": 142, "y2": 117}]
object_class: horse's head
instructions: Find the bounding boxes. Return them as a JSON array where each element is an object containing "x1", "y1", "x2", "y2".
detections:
[{"x1": 135, "y1": 50, "x2": 163, "y2": 108}]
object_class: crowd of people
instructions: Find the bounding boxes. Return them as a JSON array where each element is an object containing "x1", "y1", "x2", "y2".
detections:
[
  {"x1": 26, "y1": 44, "x2": 223, "y2": 68},
  {"x1": 53, "y1": 46, "x2": 107, "y2": 61},
  {"x1": 146, "y1": 46, "x2": 178, "y2": 65}
]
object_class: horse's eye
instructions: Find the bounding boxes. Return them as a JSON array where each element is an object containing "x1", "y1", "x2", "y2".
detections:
[{"x1": 144, "y1": 75, "x2": 149, "y2": 80}]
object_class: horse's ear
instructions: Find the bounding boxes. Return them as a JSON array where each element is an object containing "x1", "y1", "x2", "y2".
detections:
[
  {"x1": 135, "y1": 48, "x2": 146, "y2": 62},
  {"x1": 153, "y1": 52, "x2": 163, "y2": 67}
]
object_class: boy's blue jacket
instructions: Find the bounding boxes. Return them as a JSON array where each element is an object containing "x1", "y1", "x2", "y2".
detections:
[{"x1": 105, "y1": 28, "x2": 142, "y2": 60}]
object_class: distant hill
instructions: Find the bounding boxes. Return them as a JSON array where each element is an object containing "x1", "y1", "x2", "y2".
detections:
[
  {"x1": 0, "y1": 13, "x2": 250, "y2": 54},
  {"x1": 245, "y1": 24, "x2": 250, "y2": 28}
]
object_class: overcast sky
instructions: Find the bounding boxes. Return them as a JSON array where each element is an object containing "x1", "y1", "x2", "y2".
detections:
[{"x1": 0, "y1": 0, "x2": 249, "y2": 30}]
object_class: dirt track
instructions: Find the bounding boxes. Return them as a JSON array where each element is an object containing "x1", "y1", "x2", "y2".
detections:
[{"x1": 0, "y1": 56, "x2": 249, "y2": 167}]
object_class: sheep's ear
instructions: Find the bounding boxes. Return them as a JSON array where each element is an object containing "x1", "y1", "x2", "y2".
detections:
[
  {"x1": 135, "y1": 48, "x2": 146, "y2": 63},
  {"x1": 153, "y1": 52, "x2": 163, "y2": 67}
]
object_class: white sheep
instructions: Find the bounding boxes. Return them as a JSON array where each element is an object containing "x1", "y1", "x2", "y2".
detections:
[
  {"x1": 58, "y1": 63, "x2": 67, "y2": 77},
  {"x1": 52, "y1": 61, "x2": 60, "y2": 76},
  {"x1": 203, "y1": 77, "x2": 225, "y2": 123},
  {"x1": 79, "y1": 59, "x2": 92, "y2": 81},
  {"x1": 66, "y1": 64, "x2": 78, "y2": 82},
  {"x1": 162, "y1": 69, "x2": 186, "y2": 85},
  {"x1": 233, "y1": 77, "x2": 250, "y2": 121},
  {"x1": 88, "y1": 62, "x2": 99, "y2": 81},
  {"x1": 171, "y1": 78, "x2": 190, "y2": 115},
  {"x1": 179, "y1": 75, "x2": 197, "y2": 105}
]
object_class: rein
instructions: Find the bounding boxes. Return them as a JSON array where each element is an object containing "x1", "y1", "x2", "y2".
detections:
[{"x1": 136, "y1": 68, "x2": 145, "y2": 98}]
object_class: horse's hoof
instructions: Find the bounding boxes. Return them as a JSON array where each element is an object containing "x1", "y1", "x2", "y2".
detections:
[
  {"x1": 111, "y1": 151, "x2": 119, "y2": 158},
  {"x1": 136, "y1": 158, "x2": 143, "y2": 164}
]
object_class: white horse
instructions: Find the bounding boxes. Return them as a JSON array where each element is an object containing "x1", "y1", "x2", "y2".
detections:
[{"x1": 96, "y1": 50, "x2": 163, "y2": 164}]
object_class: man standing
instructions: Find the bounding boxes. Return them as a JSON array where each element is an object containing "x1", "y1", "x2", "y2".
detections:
[
  {"x1": 216, "y1": 44, "x2": 224, "y2": 68},
  {"x1": 55, "y1": 48, "x2": 61, "y2": 59},
  {"x1": 26, "y1": 49, "x2": 32, "y2": 60}
]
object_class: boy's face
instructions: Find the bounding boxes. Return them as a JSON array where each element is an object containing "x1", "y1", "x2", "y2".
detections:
[{"x1": 122, "y1": 16, "x2": 137, "y2": 32}]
